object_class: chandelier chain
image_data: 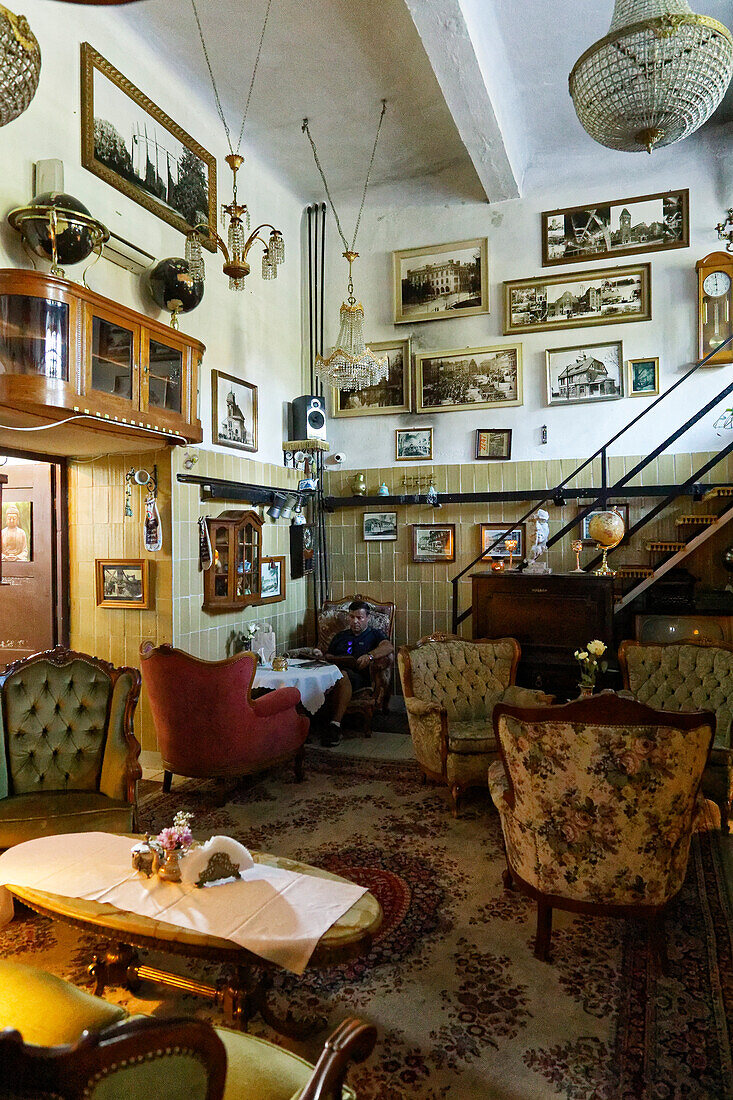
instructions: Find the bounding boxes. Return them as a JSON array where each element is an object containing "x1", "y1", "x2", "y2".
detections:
[
  {"x1": 302, "y1": 100, "x2": 387, "y2": 254},
  {"x1": 190, "y1": 0, "x2": 273, "y2": 157}
]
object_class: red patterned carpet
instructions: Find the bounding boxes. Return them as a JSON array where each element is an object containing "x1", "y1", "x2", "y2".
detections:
[{"x1": 2, "y1": 750, "x2": 731, "y2": 1099}]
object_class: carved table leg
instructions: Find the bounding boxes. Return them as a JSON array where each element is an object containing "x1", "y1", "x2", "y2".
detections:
[
  {"x1": 215, "y1": 964, "x2": 327, "y2": 1037},
  {"x1": 88, "y1": 942, "x2": 141, "y2": 996}
]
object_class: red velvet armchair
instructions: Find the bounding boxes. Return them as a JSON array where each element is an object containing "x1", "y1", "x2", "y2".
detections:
[{"x1": 140, "y1": 645, "x2": 309, "y2": 792}]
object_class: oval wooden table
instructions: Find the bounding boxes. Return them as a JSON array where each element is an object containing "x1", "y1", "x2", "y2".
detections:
[{"x1": 7, "y1": 849, "x2": 382, "y2": 1037}]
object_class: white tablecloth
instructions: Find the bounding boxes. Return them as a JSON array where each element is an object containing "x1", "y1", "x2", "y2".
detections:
[
  {"x1": 253, "y1": 659, "x2": 342, "y2": 714},
  {"x1": 0, "y1": 833, "x2": 366, "y2": 975}
]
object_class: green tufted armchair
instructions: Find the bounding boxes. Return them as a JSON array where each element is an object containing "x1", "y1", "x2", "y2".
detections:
[
  {"x1": 619, "y1": 640, "x2": 733, "y2": 829},
  {"x1": 398, "y1": 633, "x2": 552, "y2": 815},
  {"x1": 0, "y1": 960, "x2": 375, "y2": 1100},
  {"x1": 0, "y1": 647, "x2": 141, "y2": 847}
]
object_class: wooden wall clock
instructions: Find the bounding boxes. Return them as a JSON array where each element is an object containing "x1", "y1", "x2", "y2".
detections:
[
  {"x1": 696, "y1": 252, "x2": 733, "y2": 365},
  {"x1": 290, "y1": 524, "x2": 315, "y2": 579}
]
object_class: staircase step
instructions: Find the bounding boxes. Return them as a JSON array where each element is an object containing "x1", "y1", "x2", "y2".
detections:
[
  {"x1": 646, "y1": 540, "x2": 687, "y2": 552},
  {"x1": 616, "y1": 566, "x2": 654, "y2": 578},
  {"x1": 702, "y1": 486, "x2": 733, "y2": 501},
  {"x1": 676, "y1": 514, "x2": 717, "y2": 526}
]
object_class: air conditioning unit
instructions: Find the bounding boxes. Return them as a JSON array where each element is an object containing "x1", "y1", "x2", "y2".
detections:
[{"x1": 102, "y1": 233, "x2": 156, "y2": 276}]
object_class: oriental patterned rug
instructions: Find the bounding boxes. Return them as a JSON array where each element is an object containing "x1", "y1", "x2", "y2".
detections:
[{"x1": 1, "y1": 751, "x2": 731, "y2": 1100}]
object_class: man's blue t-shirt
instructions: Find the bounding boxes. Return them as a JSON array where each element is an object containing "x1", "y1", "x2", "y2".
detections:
[{"x1": 328, "y1": 626, "x2": 386, "y2": 659}]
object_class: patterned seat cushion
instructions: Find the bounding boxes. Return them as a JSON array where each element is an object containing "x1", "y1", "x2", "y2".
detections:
[{"x1": 448, "y1": 719, "x2": 497, "y2": 755}]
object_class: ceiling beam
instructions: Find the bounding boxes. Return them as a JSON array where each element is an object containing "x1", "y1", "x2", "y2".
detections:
[{"x1": 402, "y1": 0, "x2": 522, "y2": 202}]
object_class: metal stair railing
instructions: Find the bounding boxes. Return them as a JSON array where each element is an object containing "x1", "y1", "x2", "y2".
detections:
[{"x1": 451, "y1": 333, "x2": 733, "y2": 633}]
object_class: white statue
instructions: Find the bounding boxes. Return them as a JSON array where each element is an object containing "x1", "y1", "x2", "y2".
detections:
[{"x1": 525, "y1": 508, "x2": 551, "y2": 574}]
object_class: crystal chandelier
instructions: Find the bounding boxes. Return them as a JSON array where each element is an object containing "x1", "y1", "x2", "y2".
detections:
[
  {"x1": 569, "y1": 0, "x2": 733, "y2": 153},
  {"x1": 303, "y1": 104, "x2": 388, "y2": 391},
  {"x1": 0, "y1": 3, "x2": 40, "y2": 128},
  {"x1": 186, "y1": 0, "x2": 284, "y2": 290}
]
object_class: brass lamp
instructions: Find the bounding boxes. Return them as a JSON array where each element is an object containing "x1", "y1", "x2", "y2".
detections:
[{"x1": 0, "y1": 3, "x2": 40, "y2": 128}]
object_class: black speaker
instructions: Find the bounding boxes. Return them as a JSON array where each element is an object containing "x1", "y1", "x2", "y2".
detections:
[{"x1": 290, "y1": 394, "x2": 327, "y2": 442}]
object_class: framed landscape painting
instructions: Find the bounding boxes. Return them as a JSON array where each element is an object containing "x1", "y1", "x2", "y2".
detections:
[
  {"x1": 212, "y1": 370, "x2": 258, "y2": 452},
  {"x1": 542, "y1": 189, "x2": 689, "y2": 267},
  {"x1": 95, "y1": 559, "x2": 150, "y2": 608},
  {"x1": 393, "y1": 238, "x2": 489, "y2": 324},
  {"x1": 412, "y1": 524, "x2": 456, "y2": 563},
  {"x1": 627, "y1": 356, "x2": 660, "y2": 396},
  {"x1": 546, "y1": 341, "x2": 624, "y2": 406},
  {"x1": 415, "y1": 344, "x2": 522, "y2": 414},
  {"x1": 504, "y1": 263, "x2": 651, "y2": 335},
  {"x1": 332, "y1": 338, "x2": 411, "y2": 417},
  {"x1": 81, "y1": 43, "x2": 217, "y2": 248},
  {"x1": 395, "y1": 427, "x2": 433, "y2": 461}
]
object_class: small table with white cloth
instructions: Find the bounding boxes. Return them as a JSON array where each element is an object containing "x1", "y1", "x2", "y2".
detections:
[
  {"x1": 0, "y1": 832, "x2": 382, "y2": 1036},
  {"x1": 253, "y1": 658, "x2": 342, "y2": 714}
]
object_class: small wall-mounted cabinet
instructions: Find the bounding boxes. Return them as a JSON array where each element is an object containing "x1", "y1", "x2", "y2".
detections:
[
  {"x1": 203, "y1": 510, "x2": 263, "y2": 612},
  {"x1": 0, "y1": 269, "x2": 203, "y2": 445}
]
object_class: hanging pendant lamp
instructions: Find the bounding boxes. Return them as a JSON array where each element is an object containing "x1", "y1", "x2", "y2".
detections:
[
  {"x1": 0, "y1": 3, "x2": 40, "y2": 127},
  {"x1": 569, "y1": 0, "x2": 733, "y2": 153}
]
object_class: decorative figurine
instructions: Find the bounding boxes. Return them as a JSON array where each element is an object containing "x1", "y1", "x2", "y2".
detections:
[{"x1": 524, "y1": 508, "x2": 551, "y2": 574}]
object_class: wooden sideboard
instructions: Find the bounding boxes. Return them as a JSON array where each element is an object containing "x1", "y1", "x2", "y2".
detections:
[{"x1": 471, "y1": 571, "x2": 615, "y2": 699}]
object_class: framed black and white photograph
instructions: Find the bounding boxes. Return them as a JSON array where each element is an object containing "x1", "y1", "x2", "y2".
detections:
[
  {"x1": 259, "y1": 556, "x2": 286, "y2": 604},
  {"x1": 332, "y1": 339, "x2": 411, "y2": 417},
  {"x1": 81, "y1": 43, "x2": 217, "y2": 247},
  {"x1": 95, "y1": 559, "x2": 150, "y2": 609},
  {"x1": 475, "y1": 429, "x2": 512, "y2": 461},
  {"x1": 411, "y1": 524, "x2": 456, "y2": 563},
  {"x1": 504, "y1": 263, "x2": 651, "y2": 336},
  {"x1": 578, "y1": 504, "x2": 630, "y2": 544},
  {"x1": 546, "y1": 341, "x2": 624, "y2": 406},
  {"x1": 480, "y1": 524, "x2": 525, "y2": 560},
  {"x1": 393, "y1": 238, "x2": 489, "y2": 324},
  {"x1": 627, "y1": 356, "x2": 660, "y2": 396},
  {"x1": 211, "y1": 370, "x2": 258, "y2": 452},
  {"x1": 395, "y1": 427, "x2": 433, "y2": 461},
  {"x1": 363, "y1": 512, "x2": 398, "y2": 541},
  {"x1": 415, "y1": 344, "x2": 522, "y2": 414},
  {"x1": 542, "y1": 189, "x2": 689, "y2": 267}
]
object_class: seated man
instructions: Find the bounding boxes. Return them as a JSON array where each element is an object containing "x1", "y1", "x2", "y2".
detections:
[{"x1": 321, "y1": 600, "x2": 393, "y2": 747}]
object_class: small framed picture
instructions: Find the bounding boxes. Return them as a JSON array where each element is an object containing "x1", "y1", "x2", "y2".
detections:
[
  {"x1": 395, "y1": 427, "x2": 433, "y2": 461},
  {"x1": 479, "y1": 524, "x2": 525, "y2": 560},
  {"x1": 627, "y1": 356, "x2": 659, "y2": 396},
  {"x1": 259, "y1": 556, "x2": 286, "y2": 603},
  {"x1": 475, "y1": 429, "x2": 512, "y2": 460},
  {"x1": 363, "y1": 512, "x2": 398, "y2": 541},
  {"x1": 96, "y1": 559, "x2": 150, "y2": 608},
  {"x1": 212, "y1": 369, "x2": 258, "y2": 452},
  {"x1": 412, "y1": 524, "x2": 456, "y2": 563},
  {"x1": 332, "y1": 338, "x2": 411, "y2": 417},
  {"x1": 1, "y1": 500, "x2": 32, "y2": 562},
  {"x1": 546, "y1": 340, "x2": 624, "y2": 406},
  {"x1": 393, "y1": 238, "x2": 489, "y2": 324},
  {"x1": 578, "y1": 503, "x2": 630, "y2": 543}
]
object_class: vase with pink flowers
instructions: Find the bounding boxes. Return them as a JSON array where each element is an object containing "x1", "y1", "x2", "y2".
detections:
[{"x1": 156, "y1": 810, "x2": 194, "y2": 882}]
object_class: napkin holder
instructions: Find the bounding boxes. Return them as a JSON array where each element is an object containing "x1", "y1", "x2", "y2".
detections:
[{"x1": 180, "y1": 836, "x2": 254, "y2": 888}]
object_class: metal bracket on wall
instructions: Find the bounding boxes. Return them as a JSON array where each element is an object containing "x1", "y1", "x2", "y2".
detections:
[{"x1": 176, "y1": 473, "x2": 315, "y2": 509}]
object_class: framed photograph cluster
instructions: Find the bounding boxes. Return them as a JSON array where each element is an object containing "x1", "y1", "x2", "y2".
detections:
[{"x1": 393, "y1": 238, "x2": 489, "y2": 324}]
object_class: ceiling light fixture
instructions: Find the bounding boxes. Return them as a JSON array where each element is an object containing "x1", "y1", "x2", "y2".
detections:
[
  {"x1": 302, "y1": 104, "x2": 389, "y2": 392},
  {"x1": 569, "y1": 0, "x2": 733, "y2": 154},
  {"x1": 185, "y1": 0, "x2": 284, "y2": 291},
  {"x1": 0, "y1": 4, "x2": 40, "y2": 128}
]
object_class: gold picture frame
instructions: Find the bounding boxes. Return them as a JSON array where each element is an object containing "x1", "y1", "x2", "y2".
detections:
[
  {"x1": 393, "y1": 238, "x2": 489, "y2": 324},
  {"x1": 259, "y1": 556, "x2": 286, "y2": 604},
  {"x1": 95, "y1": 559, "x2": 150, "y2": 608},
  {"x1": 81, "y1": 43, "x2": 217, "y2": 249},
  {"x1": 411, "y1": 524, "x2": 456, "y2": 563},
  {"x1": 211, "y1": 370, "x2": 258, "y2": 452},
  {"x1": 504, "y1": 263, "x2": 651, "y2": 336},
  {"x1": 627, "y1": 356, "x2": 660, "y2": 397},
  {"x1": 331, "y1": 338, "x2": 411, "y2": 417},
  {"x1": 415, "y1": 344, "x2": 522, "y2": 414}
]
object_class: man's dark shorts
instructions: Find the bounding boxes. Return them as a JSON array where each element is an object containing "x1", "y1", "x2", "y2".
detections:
[{"x1": 345, "y1": 668, "x2": 371, "y2": 693}]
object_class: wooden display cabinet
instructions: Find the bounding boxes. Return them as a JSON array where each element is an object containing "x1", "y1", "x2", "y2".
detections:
[
  {"x1": 0, "y1": 269, "x2": 203, "y2": 447},
  {"x1": 203, "y1": 510, "x2": 264, "y2": 612}
]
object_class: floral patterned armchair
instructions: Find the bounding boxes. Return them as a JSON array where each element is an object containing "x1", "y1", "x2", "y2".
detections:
[
  {"x1": 398, "y1": 633, "x2": 552, "y2": 815},
  {"x1": 619, "y1": 640, "x2": 733, "y2": 829},
  {"x1": 488, "y1": 693, "x2": 716, "y2": 963}
]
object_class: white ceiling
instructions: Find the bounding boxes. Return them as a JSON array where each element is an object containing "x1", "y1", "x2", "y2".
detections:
[{"x1": 119, "y1": 0, "x2": 733, "y2": 205}]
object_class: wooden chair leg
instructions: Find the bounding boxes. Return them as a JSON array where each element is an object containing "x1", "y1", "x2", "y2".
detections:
[
  {"x1": 534, "y1": 899, "x2": 553, "y2": 961},
  {"x1": 449, "y1": 784, "x2": 461, "y2": 818},
  {"x1": 162, "y1": 771, "x2": 173, "y2": 793},
  {"x1": 294, "y1": 747, "x2": 305, "y2": 783},
  {"x1": 502, "y1": 865, "x2": 515, "y2": 891}
]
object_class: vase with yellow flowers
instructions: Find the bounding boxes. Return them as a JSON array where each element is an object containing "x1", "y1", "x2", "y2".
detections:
[{"x1": 574, "y1": 639, "x2": 607, "y2": 697}]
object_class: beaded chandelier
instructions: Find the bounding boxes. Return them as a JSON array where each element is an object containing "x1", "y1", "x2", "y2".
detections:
[
  {"x1": 0, "y1": 4, "x2": 40, "y2": 128},
  {"x1": 569, "y1": 0, "x2": 733, "y2": 153}
]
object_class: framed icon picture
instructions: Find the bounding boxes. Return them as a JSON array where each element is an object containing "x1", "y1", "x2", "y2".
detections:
[
  {"x1": 332, "y1": 338, "x2": 411, "y2": 417},
  {"x1": 395, "y1": 427, "x2": 433, "y2": 461},
  {"x1": 479, "y1": 524, "x2": 525, "y2": 559},
  {"x1": 411, "y1": 524, "x2": 455, "y2": 563},
  {"x1": 504, "y1": 263, "x2": 651, "y2": 335},
  {"x1": 211, "y1": 370, "x2": 258, "y2": 452},
  {"x1": 475, "y1": 429, "x2": 512, "y2": 460},
  {"x1": 393, "y1": 238, "x2": 489, "y2": 324},
  {"x1": 95, "y1": 559, "x2": 150, "y2": 608},
  {"x1": 1, "y1": 500, "x2": 32, "y2": 562},
  {"x1": 415, "y1": 344, "x2": 522, "y2": 414},
  {"x1": 363, "y1": 512, "x2": 398, "y2": 541},
  {"x1": 259, "y1": 556, "x2": 286, "y2": 603},
  {"x1": 627, "y1": 356, "x2": 659, "y2": 396},
  {"x1": 546, "y1": 341, "x2": 624, "y2": 406}
]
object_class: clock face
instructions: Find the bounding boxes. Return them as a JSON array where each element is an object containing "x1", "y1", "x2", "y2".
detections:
[{"x1": 703, "y1": 270, "x2": 732, "y2": 298}]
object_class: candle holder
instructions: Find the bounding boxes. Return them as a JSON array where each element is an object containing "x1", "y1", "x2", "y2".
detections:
[
  {"x1": 571, "y1": 539, "x2": 584, "y2": 572},
  {"x1": 504, "y1": 538, "x2": 518, "y2": 571}
]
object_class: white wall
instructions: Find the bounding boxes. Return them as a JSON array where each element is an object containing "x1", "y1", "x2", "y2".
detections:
[
  {"x1": 0, "y1": 0, "x2": 304, "y2": 466},
  {"x1": 322, "y1": 124, "x2": 733, "y2": 469}
]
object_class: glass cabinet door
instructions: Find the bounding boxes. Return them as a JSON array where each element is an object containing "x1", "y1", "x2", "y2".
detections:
[
  {"x1": 0, "y1": 295, "x2": 68, "y2": 380},
  {"x1": 213, "y1": 525, "x2": 230, "y2": 599},
  {"x1": 147, "y1": 338, "x2": 183, "y2": 414},
  {"x1": 90, "y1": 315, "x2": 135, "y2": 399}
]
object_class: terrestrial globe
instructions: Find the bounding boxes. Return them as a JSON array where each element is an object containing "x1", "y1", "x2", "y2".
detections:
[
  {"x1": 587, "y1": 509, "x2": 625, "y2": 576},
  {"x1": 144, "y1": 258, "x2": 204, "y2": 328},
  {"x1": 6, "y1": 192, "x2": 108, "y2": 275}
]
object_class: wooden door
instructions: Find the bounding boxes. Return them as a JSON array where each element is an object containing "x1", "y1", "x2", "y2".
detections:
[{"x1": 0, "y1": 463, "x2": 57, "y2": 665}]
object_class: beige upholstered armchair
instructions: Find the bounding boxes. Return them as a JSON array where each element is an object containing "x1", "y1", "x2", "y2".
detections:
[
  {"x1": 0, "y1": 647, "x2": 141, "y2": 847},
  {"x1": 619, "y1": 640, "x2": 733, "y2": 829},
  {"x1": 398, "y1": 633, "x2": 552, "y2": 815},
  {"x1": 489, "y1": 694, "x2": 716, "y2": 963}
]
